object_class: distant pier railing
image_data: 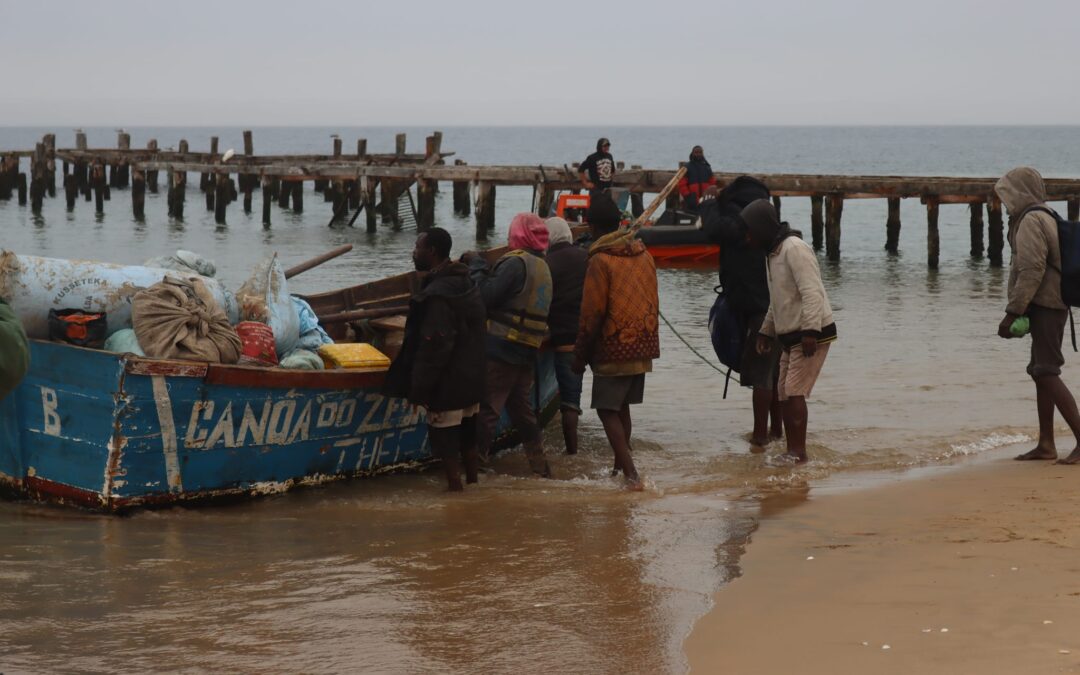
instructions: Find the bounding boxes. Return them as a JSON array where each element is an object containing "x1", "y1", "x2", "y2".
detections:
[{"x1": 3, "y1": 130, "x2": 1080, "y2": 268}]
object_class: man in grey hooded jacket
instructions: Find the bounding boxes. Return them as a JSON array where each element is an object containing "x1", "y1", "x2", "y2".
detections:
[{"x1": 994, "y1": 166, "x2": 1080, "y2": 464}]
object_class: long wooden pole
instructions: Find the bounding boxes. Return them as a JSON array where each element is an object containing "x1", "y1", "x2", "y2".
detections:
[
  {"x1": 629, "y1": 166, "x2": 686, "y2": 232},
  {"x1": 284, "y1": 244, "x2": 354, "y2": 279}
]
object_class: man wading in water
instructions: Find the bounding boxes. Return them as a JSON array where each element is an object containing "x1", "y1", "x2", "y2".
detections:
[
  {"x1": 994, "y1": 167, "x2": 1080, "y2": 464},
  {"x1": 744, "y1": 199, "x2": 836, "y2": 464},
  {"x1": 383, "y1": 228, "x2": 486, "y2": 491},
  {"x1": 573, "y1": 195, "x2": 660, "y2": 489}
]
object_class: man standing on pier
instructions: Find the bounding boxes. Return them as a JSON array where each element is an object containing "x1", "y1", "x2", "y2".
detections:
[
  {"x1": 573, "y1": 195, "x2": 660, "y2": 489},
  {"x1": 994, "y1": 167, "x2": 1080, "y2": 464},
  {"x1": 383, "y1": 228, "x2": 486, "y2": 492},
  {"x1": 744, "y1": 199, "x2": 836, "y2": 464},
  {"x1": 465, "y1": 214, "x2": 554, "y2": 477},
  {"x1": 579, "y1": 138, "x2": 615, "y2": 195}
]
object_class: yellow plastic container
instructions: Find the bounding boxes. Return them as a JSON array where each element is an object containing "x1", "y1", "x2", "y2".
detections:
[{"x1": 318, "y1": 343, "x2": 391, "y2": 370}]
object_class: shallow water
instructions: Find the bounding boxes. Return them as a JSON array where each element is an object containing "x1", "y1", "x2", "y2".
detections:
[{"x1": 0, "y1": 126, "x2": 1076, "y2": 673}]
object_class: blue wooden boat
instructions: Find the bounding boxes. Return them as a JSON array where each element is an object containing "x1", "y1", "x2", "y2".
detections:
[{"x1": 0, "y1": 262, "x2": 560, "y2": 513}]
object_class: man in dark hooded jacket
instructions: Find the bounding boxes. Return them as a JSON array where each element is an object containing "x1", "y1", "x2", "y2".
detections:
[
  {"x1": 700, "y1": 177, "x2": 783, "y2": 448},
  {"x1": 994, "y1": 166, "x2": 1080, "y2": 464},
  {"x1": 383, "y1": 228, "x2": 487, "y2": 491}
]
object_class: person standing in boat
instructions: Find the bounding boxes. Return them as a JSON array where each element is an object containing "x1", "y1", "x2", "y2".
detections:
[
  {"x1": 743, "y1": 199, "x2": 836, "y2": 464},
  {"x1": 677, "y1": 146, "x2": 717, "y2": 212},
  {"x1": 579, "y1": 138, "x2": 616, "y2": 195},
  {"x1": 464, "y1": 213, "x2": 554, "y2": 477},
  {"x1": 546, "y1": 216, "x2": 589, "y2": 456},
  {"x1": 573, "y1": 195, "x2": 660, "y2": 490},
  {"x1": 383, "y1": 228, "x2": 487, "y2": 492},
  {"x1": 0, "y1": 298, "x2": 29, "y2": 401}
]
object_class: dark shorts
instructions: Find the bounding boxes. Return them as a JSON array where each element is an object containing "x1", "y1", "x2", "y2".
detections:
[
  {"x1": 591, "y1": 374, "x2": 646, "y2": 411},
  {"x1": 553, "y1": 351, "x2": 583, "y2": 413},
  {"x1": 739, "y1": 313, "x2": 781, "y2": 389},
  {"x1": 1028, "y1": 304, "x2": 1068, "y2": 378}
]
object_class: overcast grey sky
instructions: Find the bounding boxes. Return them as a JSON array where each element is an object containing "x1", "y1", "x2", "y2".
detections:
[{"x1": 2, "y1": 0, "x2": 1077, "y2": 125}]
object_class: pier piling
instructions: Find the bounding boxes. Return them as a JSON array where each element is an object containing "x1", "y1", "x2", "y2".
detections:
[
  {"x1": 969, "y1": 202, "x2": 985, "y2": 258},
  {"x1": 825, "y1": 195, "x2": 843, "y2": 261},
  {"x1": 146, "y1": 140, "x2": 158, "y2": 193},
  {"x1": 885, "y1": 197, "x2": 901, "y2": 253},
  {"x1": 1069, "y1": 198, "x2": 1079, "y2": 222},
  {"x1": 63, "y1": 172, "x2": 77, "y2": 211},
  {"x1": 44, "y1": 134, "x2": 56, "y2": 198},
  {"x1": 261, "y1": 176, "x2": 272, "y2": 227},
  {"x1": 926, "y1": 198, "x2": 940, "y2": 269},
  {"x1": 132, "y1": 169, "x2": 146, "y2": 219},
  {"x1": 452, "y1": 160, "x2": 470, "y2": 216},
  {"x1": 291, "y1": 181, "x2": 304, "y2": 213},
  {"x1": 17, "y1": 173, "x2": 27, "y2": 205},
  {"x1": 772, "y1": 196, "x2": 782, "y2": 220},
  {"x1": 987, "y1": 198, "x2": 1004, "y2": 266},
  {"x1": 417, "y1": 178, "x2": 435, "y2": 231},
  {"x1": 362, "y1": 176, "x2": 378, "y2": 233},
  {"x1": 475, "y1": 181, "x2": 495, "y2": 238},
  {"x1": 810, "y1": 195, "x2": 824, "y2": 250},
  {"x1": 214, "y1": 173, "x2": 229, "y2": 224}
]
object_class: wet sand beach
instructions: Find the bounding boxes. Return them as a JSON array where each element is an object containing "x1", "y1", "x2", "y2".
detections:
[{"x1": 685, "y1": 444, "x2": 1080, "y2": 675}]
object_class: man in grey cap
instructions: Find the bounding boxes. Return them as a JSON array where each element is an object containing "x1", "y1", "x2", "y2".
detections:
[{"x1": 743, "y1": 199, "x2": 837, "y2": 464}]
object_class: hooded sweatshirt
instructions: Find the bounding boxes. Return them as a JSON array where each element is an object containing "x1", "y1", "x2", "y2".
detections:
[
  {"x1": 574, "y1": 229, "x2": 660, "y2": 374},
  {"x1": 994, "y1": 167, "x2": 1066, "y2": 315},
  {"x1": 677, "y1": 153, "x2": 717, "y2": 209}
]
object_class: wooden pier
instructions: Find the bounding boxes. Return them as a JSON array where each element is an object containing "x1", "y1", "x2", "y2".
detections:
[{"x1": 4, "y1": 130, "x2": 1080, "y2": 268}]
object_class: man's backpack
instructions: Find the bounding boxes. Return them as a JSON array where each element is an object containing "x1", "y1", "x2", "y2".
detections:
[{"x1": 1027, "y1": 206, "x2": 1080, "y2": 350}]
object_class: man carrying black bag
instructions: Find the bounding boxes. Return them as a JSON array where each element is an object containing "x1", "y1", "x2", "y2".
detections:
[{"x1": 700, "y1": 177, "x2": 783, "y2": 449}]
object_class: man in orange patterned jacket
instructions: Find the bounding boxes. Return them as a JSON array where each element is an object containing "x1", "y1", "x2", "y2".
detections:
[{"x1": 572, "y1": 194, "x2": 660, "y2": 490}]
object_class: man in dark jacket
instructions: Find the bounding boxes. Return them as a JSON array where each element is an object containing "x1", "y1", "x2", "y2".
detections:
[
  {"x1": 383, "y1": 228, "x2": 487, "y2": 491},
  {"x1": 464, "y1": 213, "x2": 553, "y2": 477},
  {"x1": 700, "y1": 177, "x2": 783, "y2": 448},
  {"x1": 0, "y1": 299, "x2": 29, "y2": 401},
  {"x1": 546, "y1": 216, "x2": 588, "y2": 455},
  {"x1": 579, "y1": 138, "x2": 615, "y2": 194},
  {"x1": 677, "y1": 145, "x2": 717, "y2": 212}
]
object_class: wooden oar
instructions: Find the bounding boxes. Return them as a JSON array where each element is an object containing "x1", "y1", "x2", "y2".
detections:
[
  {"x1": 628, "y1": 166, "x2": 686, "y2": 233},
  {"x1": 284, "y1": 244, "x2": 354, "y2": 279}
]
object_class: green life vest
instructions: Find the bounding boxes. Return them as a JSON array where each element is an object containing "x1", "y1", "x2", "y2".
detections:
[
  {"x1": 487, "y1": 250, "x2": 552, "y2": 348},
  {"x1": 0, "y1": 301, "x2": 29, "y2": 400}
]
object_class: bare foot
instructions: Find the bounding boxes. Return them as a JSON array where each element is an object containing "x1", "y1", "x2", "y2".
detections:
[
  {"x1": 1055, "y1": 448, "x2": 1080, "y2": 465},
  {"x1": 750, "y1": 435, "x2": 770, "y2": 447},
  {"x1": 1015, "y1": 447, "x2": 1057, "y2": 461},
  {"x1": 749, "y1": 444, "x2": 767, "y2": 455},
  {"x1": 624, "y1": 476, "x2": 645, "y2": 492}
]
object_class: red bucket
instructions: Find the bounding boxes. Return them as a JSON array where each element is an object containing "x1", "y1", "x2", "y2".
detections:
[{"x1": 235, "y1": 321, "x2": 278, "y2": 366}]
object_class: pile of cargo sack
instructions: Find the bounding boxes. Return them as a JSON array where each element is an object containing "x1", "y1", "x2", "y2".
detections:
[{"x1": 0, "y1": 249, "x2": 386, "y2": 370}]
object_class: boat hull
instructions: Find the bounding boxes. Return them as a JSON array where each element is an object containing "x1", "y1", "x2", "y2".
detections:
[{"x1": 0, "y1": 341, "x2": 559, "y2": 512}]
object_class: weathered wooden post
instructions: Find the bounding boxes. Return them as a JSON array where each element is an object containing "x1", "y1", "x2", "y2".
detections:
[
  {"x1": 926, "y1": 197, "x2": 940, "y2": 269},
  {"x1": 825, "y1": 194, "x2": 843, "y2": 261},
  {"x1": 1068, "y1": 198, "x2": 1079, "y2": 222},
  {"x1": 278, "y1": 177, "x2": 291, "y2": 209},
  {"x1": 239, "y1": 130, "x2": 254, "y2": 213},
  {"x1": 810, "y1": 195, "x2": 824, "y2": 250},
  {"x1": 17, "y1": 173, "x2": 27, "y2": 205},
  {"x1": 452, "y1": 160, "x2": 471, "y2": 216},
  {"x1": 91, "y1": 160, "x2": 106, "y2": 214},
  {"x1": 146, "y1": 139, "x2": 159, "y2": 193},
  {"x1": 201, "y1": 136, "x2": 218, "y2": 192},
  {"x1": 64, "y1": 172, "x2": 78, "y2": 211},
  {"x1": 0, "y1": 155, "x2": 17, "y2": 200},
  {"x1": 111, "y1": 131, "x2": 130, "y2": 188},
  {"x1": 417, "y1": 177, "x2": 436, "y2": 230},
  {"x1": 168, "y1": 167, "x2": 186, "y2": 219},
  {"x1": 214, "y1": 173, "x2": 229, "y2": 224},
  {"x1": 395, "y1": 133, "x2": 406, "y2": 156},
  {"x1": 30, "y1": 143, "x2": 46, "y2": 212},
  {"x1": 885, "y1": 197, "x2": 901, "y2": 253},
  {"x1": 772, "y1": 196, "x2": 782, "y2": 221},
  {"x1": 261, "y1": 176, "x2": 272, "y2": 227},
  {"x1": 987, "y1": 197, "x2": 1004, "y2": 266},
  {"x1": 380, "y1": 179, "x2": 397, "y2": 225},
  {"x1": 475, "y1": 181, "x2": 495, "y2": 237},
  {"x1": 291, "y1": 180, "x2": 304, "y2": 213},
  {"x1": 43, "y1": 134, "x2": 56, "y2": 197},
  {"x1": 969, "y1": 202, "x2": 985, "y2": 258},
  {"x1": 535, "y1": 181, "x2": 554, "y2": 217},
  {"x1": 362, "y1": 175, "x2": 378, "y2": 233},
  {"x1": 132, "y1": 168, "x2": 146, "y2": 219}
]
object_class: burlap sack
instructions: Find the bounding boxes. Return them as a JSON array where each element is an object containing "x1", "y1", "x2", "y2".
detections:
[{"x1": 132, "y1": 276, "x2": 241, "y2": 363}]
